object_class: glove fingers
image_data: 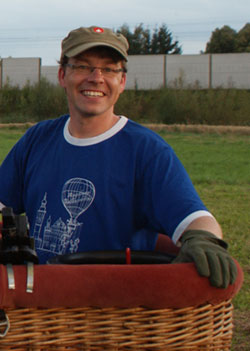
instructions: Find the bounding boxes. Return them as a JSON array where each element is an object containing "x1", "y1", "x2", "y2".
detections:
[
  {"x1": 207, "y1": 252, "x2": 237, "y2": 289},
  {"x1": 219, "y1": 255, "x2": 238, "y2": 288},
  {"x1": 172, "y1": 250, "x2": 210, "y2": 278},
  {"x1": 218, "y1": 254, "x2": 230, "y2": 288},
  {"x1": 172, "y1": 249, "x2": 210, "y2": 277},
  {"x1": 173, "y1": 251, "x2": 238, "y2": 288},
  {"x1": 172, "y1": 253, "x2": 193, "y2": 264},
  {"x1": 191, "y1": 249, "x2": 210, "y2": 278},
  {"x1": 229, "y1": 258, "x2": 238, "y2": 285},
  {"x1": 206, "y1": 251, "x2": 223, "y2": 288}
]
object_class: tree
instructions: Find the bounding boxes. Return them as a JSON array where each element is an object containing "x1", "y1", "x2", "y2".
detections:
[
  {"x1": 117, "y1": 23, "x2": 182, "y2": 55},
  {"x1": 151, "y1": 24, "x2": 182, "y2": 54},
  {"x1": 130, "y1": 23, "x2": 151, "y2": 54},
  {"x1": 236, "y1": 23, "x2": 250, "y2": 52},
  {"x1": 205, "y1": 25, "x2": 237, "y2": 53},
  {"x1": 117, "y1": 23, "x2": 150, "y2": 55}
]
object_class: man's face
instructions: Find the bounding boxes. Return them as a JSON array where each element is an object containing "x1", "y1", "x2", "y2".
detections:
[{"x1": 58, "y1": 48, "x2": 126, "y2": 120}]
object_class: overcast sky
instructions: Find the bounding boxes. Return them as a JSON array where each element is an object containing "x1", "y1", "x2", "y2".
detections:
[{"x1": 0, "y1": 0, "x2": 249, "y2": 65}]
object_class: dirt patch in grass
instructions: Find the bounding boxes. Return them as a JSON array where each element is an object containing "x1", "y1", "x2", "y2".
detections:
[
  {"x1": 233, "y1": 310, "x2": 250, "y2": 350},
  {"x1": 0, "y1": 122, "x2": 34, "y2": 129},
  {"x1": 145, "y1": 124, "x2": 250, "y2": 135},
  {"x1": 1, "y1": 123, "x2": 250, "y2": 135}
]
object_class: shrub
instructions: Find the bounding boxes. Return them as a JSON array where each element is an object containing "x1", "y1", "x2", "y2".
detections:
[
  {"x1": 0, "y1": 78, "x2": 68, "y2": 123},
  {"x1": 1, "y1": 79, "x2": 250, "y2": 125},
  {"x1": 116, "y1": 88, "x2": 250, "y2": 125}
]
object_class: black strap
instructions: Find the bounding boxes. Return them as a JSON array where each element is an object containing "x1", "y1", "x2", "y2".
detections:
[
  {"x1": 0, "y1": 309, "x2": 10, "y2": 337},
  {"x1": 47, "y1": 250, "x2": 176, "y2": 265},
  {"x1": 0, "y1": 207, "x2": 39, "y2": 265}
]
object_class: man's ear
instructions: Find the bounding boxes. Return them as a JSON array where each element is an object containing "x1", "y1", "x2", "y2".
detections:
[
  {"x1": 58, "y1": 66, "x2": 66, "y2": 88},
  {"x1": 119, "y1": 73, "x2": 127, "y2": 94}
]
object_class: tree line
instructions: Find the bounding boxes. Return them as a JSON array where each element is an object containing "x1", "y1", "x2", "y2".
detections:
[
  {"x1": 116, "y1": 23, "x2": 250, "y2": 55},
  {"x1": 116, "y1": 24, "x2": 182, "y2": 55},
  {"x1": 205, "y1": 23, "x2": 250, "y2": 53}
]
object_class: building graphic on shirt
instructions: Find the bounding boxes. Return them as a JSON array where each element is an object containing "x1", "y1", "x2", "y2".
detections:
[
  {"x1": 33, "y1": 177, "x2": 96, "y2": 255},
  {"x1": 33, "y1": 193, "x2": 47, "y2": 248}
]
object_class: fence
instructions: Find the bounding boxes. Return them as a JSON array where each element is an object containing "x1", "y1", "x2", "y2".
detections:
[{"x1": 1, "y1": 53, "x2": 250, "y2": 89}]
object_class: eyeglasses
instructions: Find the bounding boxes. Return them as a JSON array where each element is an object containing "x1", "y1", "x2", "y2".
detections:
[{"x1": 65, "y1": 63, "x2": 126, "y2": 77}]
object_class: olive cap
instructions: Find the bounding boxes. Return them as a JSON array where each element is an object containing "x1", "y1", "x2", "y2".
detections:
[{"x1": 61, "y1": 26, "x2": 129, "y2": 61}]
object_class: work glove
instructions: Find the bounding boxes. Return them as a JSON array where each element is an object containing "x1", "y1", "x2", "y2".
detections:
[{"x1": 172, "y1": 230, "x2": 238, "y2": 288}]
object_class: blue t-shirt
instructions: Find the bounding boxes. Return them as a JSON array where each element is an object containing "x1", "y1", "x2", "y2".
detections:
[{"x1": 0, "y1": 115, "x2": 210, "y2": 263}]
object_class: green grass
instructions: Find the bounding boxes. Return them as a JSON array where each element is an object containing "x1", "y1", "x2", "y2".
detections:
[
  {"x1": 161, "y1": 131, "x2": 250, "y2": 294},
  {"x1": 161, "y1": 132, "x2": 250, "y2": 185},
  {"x1": 0, "y1": 126, "x2": 249, "y2": 349},
  {"x1": 0, "y1": 128, "x2": 28, "y2": 162},
  {"x1": 159, "y1": 131, "x2": 250, "y2": 351}
]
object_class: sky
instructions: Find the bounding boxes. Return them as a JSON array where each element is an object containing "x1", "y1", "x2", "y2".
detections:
[{"x1": 0, "y1": 0, "x2": 249, "y2": 66}]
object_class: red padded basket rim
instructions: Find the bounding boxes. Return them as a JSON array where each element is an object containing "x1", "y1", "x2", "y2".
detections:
[{"x1": 0, "y1": 261, "x2": 243, "y2": 309}]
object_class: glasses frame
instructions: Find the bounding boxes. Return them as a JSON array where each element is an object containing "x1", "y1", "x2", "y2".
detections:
[{"x1": 65, "y1": 63, "x2": 126, "y2": 77}]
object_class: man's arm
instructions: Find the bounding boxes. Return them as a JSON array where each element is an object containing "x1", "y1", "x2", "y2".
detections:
[
  {"x1": 184, "y1": 215, "x2": 223, "y2": 239},
  {"x1": 174, "y1": 215, "x2": 237, "y2": 288}
]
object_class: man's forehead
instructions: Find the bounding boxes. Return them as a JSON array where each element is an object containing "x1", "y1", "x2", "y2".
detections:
[
  {"x1": 73, "y1": 50, "x2": 122, "y2": 65},
  {"x1": 74, "y1": 46, "x2": 124, "y2": 62}
]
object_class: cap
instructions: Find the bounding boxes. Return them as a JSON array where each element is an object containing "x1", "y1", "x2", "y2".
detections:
[{"x1": 61, "y1": 26, "x2": 129, "y2": 61}]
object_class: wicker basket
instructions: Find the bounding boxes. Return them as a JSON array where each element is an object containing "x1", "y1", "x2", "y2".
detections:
[
  {"x1": 0, "y1": 300, "x2": 233, "y2": 350},
  {"x1": 0, "y1": 256, "x2": 243, "y2": 350}
]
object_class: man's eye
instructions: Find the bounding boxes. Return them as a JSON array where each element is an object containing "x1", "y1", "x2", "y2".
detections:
[
  {"x1": 103, "y1": 68, "x2": 113, "y2": 73},
  {"x1": 79, "y1": 65, "x2": 89, "y2": 71}
]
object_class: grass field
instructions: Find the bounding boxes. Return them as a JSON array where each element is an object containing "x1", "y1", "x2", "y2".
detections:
[
  {"x1": 0, "y1": 125, "x2": 249, "y2": 350},
  {"x1": 158, "y1": 129, "x2": 250, "y2": 350}
]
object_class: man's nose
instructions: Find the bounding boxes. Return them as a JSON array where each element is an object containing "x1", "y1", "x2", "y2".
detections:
[{"x1": 87, "y1": 68, "x2": 104, "y2": 81}]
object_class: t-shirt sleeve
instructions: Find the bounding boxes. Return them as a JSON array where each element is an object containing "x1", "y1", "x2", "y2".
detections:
[
  {"x1": 134, "y1": 144, "x2": 210, "y2": 241},
  {"x1": 0, "y1": 135, "x2": 27, "y2": 214}
]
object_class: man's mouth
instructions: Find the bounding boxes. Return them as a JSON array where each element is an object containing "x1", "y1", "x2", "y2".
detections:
[{"x1": 82, "y1": 90, "x2": 105, "y2": 97}]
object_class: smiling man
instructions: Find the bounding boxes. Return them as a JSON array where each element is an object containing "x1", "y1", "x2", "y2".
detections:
[
  {"x1": 0, "y1": 26, "x2": 237, "y2": 288},
  {"x1": 58, "y1": 29, "x2": 128, "y2": 137}
]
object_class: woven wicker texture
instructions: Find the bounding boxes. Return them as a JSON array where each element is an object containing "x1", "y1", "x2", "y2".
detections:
[{"x1": 0, "y1": 300, "x2": 233, "y2": 350}]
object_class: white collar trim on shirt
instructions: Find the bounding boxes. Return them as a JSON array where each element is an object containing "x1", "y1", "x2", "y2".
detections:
[{"x1": 64, "y1": 116, "x2": 128, "y2": 146}]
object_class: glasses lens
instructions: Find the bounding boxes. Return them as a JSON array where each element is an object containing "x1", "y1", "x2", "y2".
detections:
[
  {"x1": 102, "y1": 67, "x2": 123, "y2": 77},
  {"x1": 69, "y1": 64, "x2": 123, "y2": 77},
  {"x1": 79, "y1": 66, "x2": 92, "y2": 75}
]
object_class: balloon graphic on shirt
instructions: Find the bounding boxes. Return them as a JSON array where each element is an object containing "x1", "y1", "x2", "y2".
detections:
[{"x1": 61, "y1": 177, "x2": 96, "y2": 226}]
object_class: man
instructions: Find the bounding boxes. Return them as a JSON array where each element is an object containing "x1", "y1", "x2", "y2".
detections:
[{"x1": 0, "y1": 26, "x2": 237, "y2": 287}]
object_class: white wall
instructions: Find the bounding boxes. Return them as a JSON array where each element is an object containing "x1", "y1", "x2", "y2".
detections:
[
  {"x1": 2, "y1": 58, "x2": 41, "y2": 88},
  {"x1": 2, "y1": 53, "x2": 250, "y2": 90},
  {"x1": 166, "y1": 54, "x2": 210, "y2": 89},
  {"x1": 126, "y1": 55, "x2": 165, "y2": 89},
  {"x1": 41, "y1": 65, "x2": 59, "y2": 85},
  {"x1": 211, "y1": 53, "x2": 250, "y2": 88}
]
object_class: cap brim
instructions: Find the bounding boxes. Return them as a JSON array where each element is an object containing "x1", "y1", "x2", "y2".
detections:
[{"x1": 65, "y1": 42, "x2": 128, "y2": 61}]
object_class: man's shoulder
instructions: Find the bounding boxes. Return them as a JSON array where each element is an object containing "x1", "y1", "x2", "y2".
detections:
[
  {"x1": 22, "y1": 115, "x2": 68, "y2": 143},
  {"x1": 27, "y1": 115, "x2": 68, "y2": 134},
  {"x1": 16, "y1": 115, "x2": 68, "y2": 152},
  {"x1": 123, "y1": 118, "x2": 170, "y2": 149}
]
